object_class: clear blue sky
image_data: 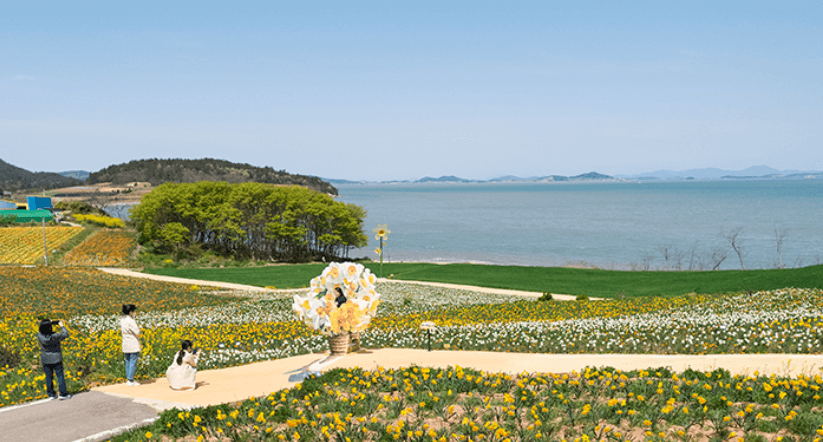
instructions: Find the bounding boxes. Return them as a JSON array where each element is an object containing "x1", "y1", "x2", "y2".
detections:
[{"x1": 2, "y1": 1, "x2": 821, "y2": 181}]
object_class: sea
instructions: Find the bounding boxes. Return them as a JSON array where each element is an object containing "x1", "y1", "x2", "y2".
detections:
[{"x1": 335, "y1": 180, "x2": 823, "y2": 270}]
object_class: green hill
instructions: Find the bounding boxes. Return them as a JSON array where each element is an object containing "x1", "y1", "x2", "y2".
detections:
[
  {"x1": 0, "y1": 159, "x2": 82, "y2": 192},
  {"x1": 87, "y1": 158, "x2": 338, "y2": 195}
]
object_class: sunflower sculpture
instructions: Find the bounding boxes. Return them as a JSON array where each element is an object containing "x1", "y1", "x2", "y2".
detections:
[
  {"x1": 372, "y1": 223, "x2": 391, "y2": 277},
  {"x1": 292, "y1": 262, "x2": 382, "y2": 354}
]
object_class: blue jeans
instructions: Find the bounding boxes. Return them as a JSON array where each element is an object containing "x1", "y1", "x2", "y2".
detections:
[
  {"x1": 43, "y1": 362, "x2": 67, "y2": 397},
  {"x1": 124, "y1": 352, "x2": 139, "y2": 381}
]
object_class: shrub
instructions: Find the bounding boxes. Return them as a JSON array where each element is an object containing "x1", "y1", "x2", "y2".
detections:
[
  {"x1": 0, "y1": 215, "x2": 17, "y2": 226},
  {"x1": 575, "y1": 294, "x2": 590, "y2": 301},
  {"x1": 0, "y1": 346, "x2": 21, "y2": 369},
  {"x1": 537, "y1": 292, "x2": 554, "y2": 302},
  {"x1": 53, "y1": 201, "x2": 107, "y2": 216}
]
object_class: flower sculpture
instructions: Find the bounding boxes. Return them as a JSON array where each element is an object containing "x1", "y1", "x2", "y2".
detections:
[
  {"x1": 292, "y1": 262, "x2": 382, "y2": 337},
  {"x1": 372, "y1": 224, "x2": 390, "y2": 276}
]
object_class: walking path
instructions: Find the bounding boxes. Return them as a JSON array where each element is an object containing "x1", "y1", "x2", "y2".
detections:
[
  {"x1": 94, "y1": 350, "x2": 823, "y2": 411},
  {"x1": 97, "y1": 267, "x2": 581, "y2": 299}
]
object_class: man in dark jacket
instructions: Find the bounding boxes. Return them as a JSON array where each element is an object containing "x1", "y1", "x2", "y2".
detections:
[{"x1": 37, "y1": 319, "x2": 71, "y2": 400}]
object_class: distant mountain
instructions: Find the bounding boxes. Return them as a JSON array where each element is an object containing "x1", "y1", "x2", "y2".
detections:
[
  {"x1": 0, "y1": 159, "x2": 83, "y2": 192},
  {"x1": 488, "y1": 175, "x2": 526, "y2": 182},
  {"x1": 322, "y1": 178, "x2": 370, "y2": 185},
  {"x1": 59, "y1": 170, "x2": 90, "y2": 181},
  {"x1": 88, "y1": 158, "x2": 338, "y2": 195},
  {"x1": 336, "y1": 167, "x2": 823, "y2": 184},
  {"x1": 570, "y1": 171, "x2": 613, "y2": 180},
  {"x1": 490, "y1": 173, "x2": 618, "y2": 182},
  {"x1": 415, "y1": 175, "x2": 474, "y2": 183},
  {"x1": 618, "y1": 166, "x2": 817, "y2": 180},
  {"x1": 341, "y1": 172, "x2": 615, "y2": 184}
]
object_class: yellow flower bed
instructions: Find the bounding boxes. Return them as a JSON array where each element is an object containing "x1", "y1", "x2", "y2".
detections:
[
  {"x1": 62, "y1": 230, "x2": 136, "y2": 266},
  {"x1": 0, "y1": 226, "x2": 84, "y2": 264},
  {"x1": 73, "y1": 213, "x2": 125, "y2": 228}
]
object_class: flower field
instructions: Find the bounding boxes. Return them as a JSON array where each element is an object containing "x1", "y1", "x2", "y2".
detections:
[
  {"x1": 112, "y1": 365, "x2": 823, "y2": 442},
  {"x1": 0, "y1": 225, "x2": 84, "y2": 264},
  {"x1": 0, "y1": 267, "x2": 230, "y2": 317},
  {"x1": 1, "y1": 267, "x2": 823, "y2": 440},
  {"x1": 61, "y1": 230, "x2": 137, "y2": 266}
]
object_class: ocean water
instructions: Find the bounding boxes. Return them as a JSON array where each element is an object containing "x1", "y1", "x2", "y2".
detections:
[{"x1": 337, "y1": 180, "x2": 823, "y2": 270}]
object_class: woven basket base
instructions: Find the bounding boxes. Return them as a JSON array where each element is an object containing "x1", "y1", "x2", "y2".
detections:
[{"x1": 327, "y1": 333, "x2": 350, "y2": 355}]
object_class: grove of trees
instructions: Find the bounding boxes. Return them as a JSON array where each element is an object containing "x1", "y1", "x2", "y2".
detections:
[{"x1": 131, "y1": 182, "x2": 367, "y2": 262}]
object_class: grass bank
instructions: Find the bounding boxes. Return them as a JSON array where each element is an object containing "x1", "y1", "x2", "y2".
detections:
[{"x1": 143, "y1": 262, "x2": 823, "y2": 298}]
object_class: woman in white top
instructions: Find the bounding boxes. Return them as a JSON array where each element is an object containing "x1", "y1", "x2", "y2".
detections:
[
  {"x1": 166, "y1": 340, "x2": 202, "y2": 390},
  {"x1": 120, "y1": 304, "x2": 141, "y2": 386}
]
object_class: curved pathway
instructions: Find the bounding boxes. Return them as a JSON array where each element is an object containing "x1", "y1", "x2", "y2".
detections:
[
  {"x1": 97, "y1": 267, "x2": 582, "y2": 299},
  {"x1": 95, "y1": 349, "x2": 823, "y2": 411}
]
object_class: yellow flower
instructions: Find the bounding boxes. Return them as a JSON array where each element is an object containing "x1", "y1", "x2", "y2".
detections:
[{"x1": 373, "y1": 224, "x2": 391, "y2": 240}]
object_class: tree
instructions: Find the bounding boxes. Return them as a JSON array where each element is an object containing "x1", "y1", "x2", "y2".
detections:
[
  {"x1": 160, "y1": 222, "x2": 190, "y2": 255},
  {"x1": 131, "y1": 181, "x2": 367, "y2": 262},
  {"x1": 708, "y1": 246, "x2": 728, "y2": 270},
  {"x1": 722, "y1": 227, "x2": 746, "y2": 270}
]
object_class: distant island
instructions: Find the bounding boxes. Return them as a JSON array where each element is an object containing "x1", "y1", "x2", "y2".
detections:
[
  {"x1": 4, "y1": 158, "x2": 821, "y2": 196},
  {"x1": 324, "y1": 166, "x2": 823, "y2": 185}
]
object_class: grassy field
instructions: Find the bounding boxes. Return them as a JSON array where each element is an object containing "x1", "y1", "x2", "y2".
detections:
[{"x1": 144, "y1": 262, "x2": 823, "y2": 297}]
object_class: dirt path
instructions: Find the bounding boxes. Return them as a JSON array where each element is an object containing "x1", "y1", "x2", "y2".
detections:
[{"x1": 97, "y1": 267, "x2": 583, "y2": 299}]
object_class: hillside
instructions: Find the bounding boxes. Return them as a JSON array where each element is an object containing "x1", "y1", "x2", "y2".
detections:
[
  {"x1": 0, "y1": 159, "x2": 83, "y2": 192},
  {"x1": 86, "y1": 158, "x2": 338, "y2": 195}
]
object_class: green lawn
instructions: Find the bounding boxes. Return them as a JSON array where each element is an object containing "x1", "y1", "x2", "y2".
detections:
[{"x1": 143, "y1": 262, "x2": 823, "y2": 298}]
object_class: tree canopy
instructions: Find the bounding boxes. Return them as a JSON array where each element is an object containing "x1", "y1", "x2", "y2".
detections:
[{"x1": 131, "y1": 182, "x2": 367, "y2": 262}]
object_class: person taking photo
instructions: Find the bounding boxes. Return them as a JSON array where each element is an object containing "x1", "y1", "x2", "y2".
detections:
[
  {"x1": 37, "y1": 319, "x2": 71, "y2": 400},
  {"x1": 166, "y1": 340, "x2": 202, "y2": 390}
]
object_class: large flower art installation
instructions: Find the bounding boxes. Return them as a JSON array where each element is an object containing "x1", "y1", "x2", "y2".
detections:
[{"x1": 292, "y1": 262, "x2": 382, "y2": 354}]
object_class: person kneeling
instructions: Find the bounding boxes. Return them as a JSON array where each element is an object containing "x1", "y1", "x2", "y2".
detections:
[{"x1": 166, "y1": 340, "x2": 201, "y2": 390}]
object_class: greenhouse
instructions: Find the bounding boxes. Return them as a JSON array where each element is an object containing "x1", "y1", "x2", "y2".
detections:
[{"x1": 0, "y1": 209, "x2": 53, "y2": 222}]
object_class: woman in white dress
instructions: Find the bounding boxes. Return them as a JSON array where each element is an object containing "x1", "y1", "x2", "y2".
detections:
[{"x1": 166, "y1": 340, "x2": 202, "y2": 390}]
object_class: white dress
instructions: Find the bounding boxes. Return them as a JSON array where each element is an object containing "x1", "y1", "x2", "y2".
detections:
[{"x1": 166, "y1": 350, "x2": 199, "y2": 390}]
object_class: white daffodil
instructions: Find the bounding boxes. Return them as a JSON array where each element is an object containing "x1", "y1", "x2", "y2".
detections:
[
  {"x1": 372, "y1": 224, "x2": 391, "y2": 240},
  {"x1": 303, "y1": 298, "x2": 330, "y2": 330},
  {"x1": 322, "y1": 263, "x2": 345, "y2": 288},
  {"x1": 342, "y1": 262, "x2": 364, "y2": 280}
]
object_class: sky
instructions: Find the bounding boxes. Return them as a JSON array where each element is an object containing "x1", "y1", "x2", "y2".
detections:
[{"x1": 1, "y1": 1, "x2": 822, "y2": 181}]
